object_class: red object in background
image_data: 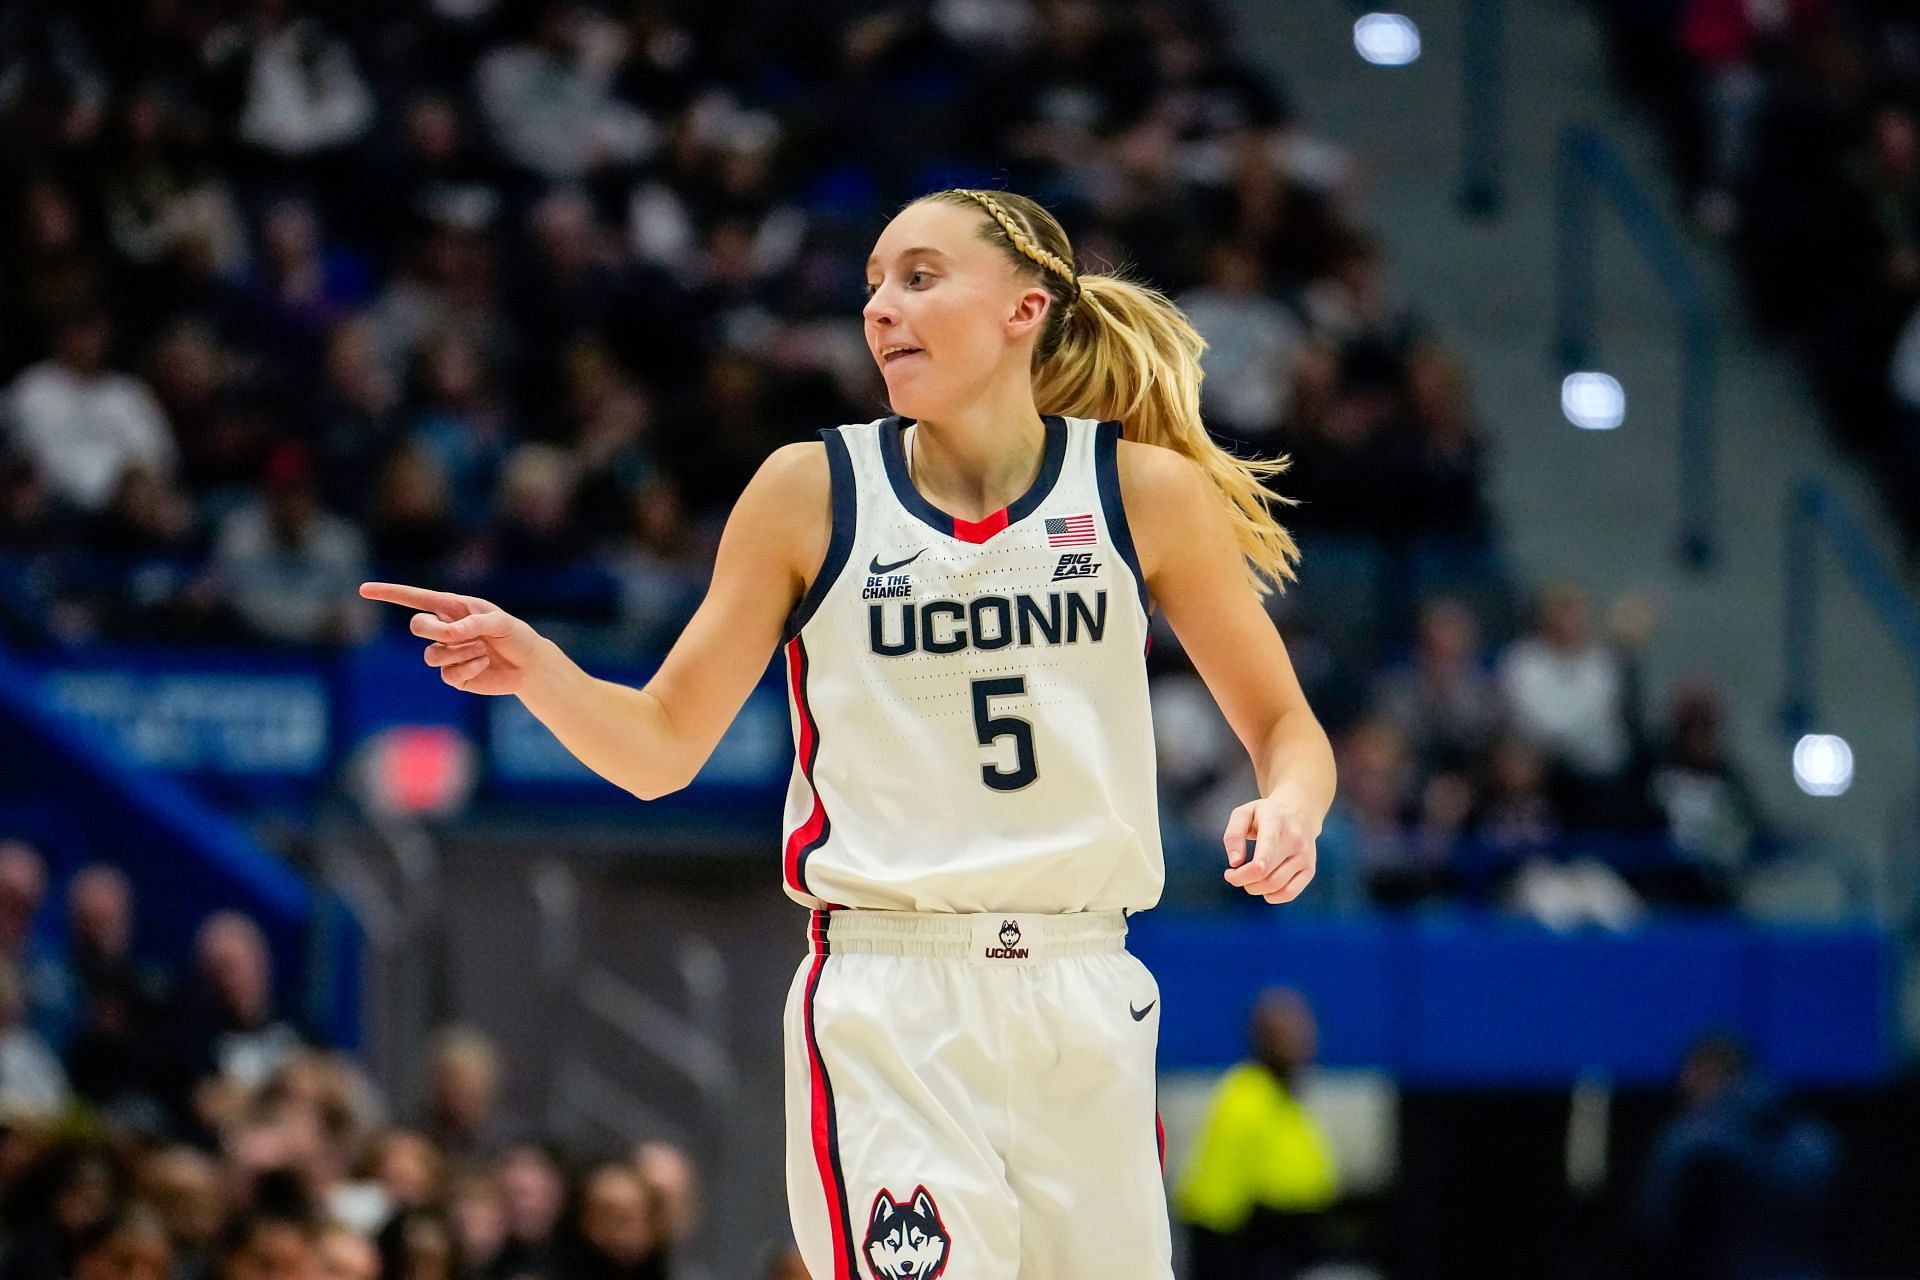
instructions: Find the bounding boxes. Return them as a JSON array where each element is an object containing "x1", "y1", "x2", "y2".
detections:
[{"x1": 359, "y1": 724, "x2": 477, "y2": 816}]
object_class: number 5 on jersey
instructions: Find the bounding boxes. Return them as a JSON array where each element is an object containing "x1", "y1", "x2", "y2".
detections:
[{"x1": 971, "y1": 676, "x2": 1038, "y2": 791}]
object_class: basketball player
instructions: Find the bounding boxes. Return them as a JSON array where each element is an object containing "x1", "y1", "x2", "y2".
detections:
[{"x1": 361, "y1": 188, "x2": 1336, "y2": 1279}]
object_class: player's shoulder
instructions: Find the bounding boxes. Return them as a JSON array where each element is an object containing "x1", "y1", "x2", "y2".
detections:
[{"x1": 1111, "y1": 435, "x2": 1205, "y2": 509}]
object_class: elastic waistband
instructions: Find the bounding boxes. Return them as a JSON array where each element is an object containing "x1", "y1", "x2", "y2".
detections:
[{"x1": 807, "y1": 908, "x2": 1127, "y2": 962}]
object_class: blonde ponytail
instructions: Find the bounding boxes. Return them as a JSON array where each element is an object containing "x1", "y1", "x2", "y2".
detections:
[{"x1": 922, "y1": 189, "x2": 1300, "y2": 597}]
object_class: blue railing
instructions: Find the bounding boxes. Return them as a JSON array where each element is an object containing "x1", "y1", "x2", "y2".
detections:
[
  {"x1": 1780, "y1": 477, "x2": 1920, "y2": 778},
  {"x1": 1458, "y1": 0, "x2": 1507, "y2": 217},
  {"x1": 1553, "y1": 123, "x2": 1720, "y2": 568}
]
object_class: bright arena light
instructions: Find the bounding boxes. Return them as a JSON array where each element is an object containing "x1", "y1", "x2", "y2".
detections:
[
  {"x1": 1354, "y1": 13, "x2": 1421, "y2": 66},
  {"x1": 1561, "y1": 372, "x2": 1626, "y2": 431},
  {"x1": 1792, "y1": 733, "x2": 1854, "y2": 797}
]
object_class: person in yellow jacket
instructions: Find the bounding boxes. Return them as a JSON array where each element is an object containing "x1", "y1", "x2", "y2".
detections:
[{"x1": 1175, "y1": 987, "x2": 1339, "y2": 1278}]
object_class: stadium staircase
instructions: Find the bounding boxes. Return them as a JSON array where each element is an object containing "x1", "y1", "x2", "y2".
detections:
[{"x1": 1230, "y1": 0, "x2": 1920, "y2": 958}]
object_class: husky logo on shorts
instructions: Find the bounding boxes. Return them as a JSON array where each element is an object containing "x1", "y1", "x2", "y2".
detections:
[
  {"x1": 983, "y1": 919, "x2": 1029, "y2": 960},
  {"x1": 865, "y1": 1185, "x2": 950, "y2": 1280}
]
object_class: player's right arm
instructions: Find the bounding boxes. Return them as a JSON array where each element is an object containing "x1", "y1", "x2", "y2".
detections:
[{"x1": 360, "y1": 441, "x2": 829, "y2": 801}]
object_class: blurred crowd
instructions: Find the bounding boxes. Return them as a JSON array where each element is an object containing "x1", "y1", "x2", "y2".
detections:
[
  {"x1": 0, "y1": 834, "x2": 781, "y2": 1280},
  {"x1": 0, "y1": 0, "x2": 1481, "y2": 656},
  {"x1": 0, "y1": 0, "x2": 1783, "y2": 918},
  {"x1": 1594, "y1": 0, "x2": 1920, "y2": 564},
  {"x1": 1152, "y1": 579, "x2": 1776, "y2": 920}
]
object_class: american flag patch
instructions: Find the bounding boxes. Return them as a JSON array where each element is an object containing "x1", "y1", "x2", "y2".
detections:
[{"x1": 1046, "y1": 514, "x2": 1097, "y2": 546}]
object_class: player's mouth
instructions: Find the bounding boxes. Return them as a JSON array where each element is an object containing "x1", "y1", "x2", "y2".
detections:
[{"x1": 879, "y1": 344, "x2": 924, "y2": 366}]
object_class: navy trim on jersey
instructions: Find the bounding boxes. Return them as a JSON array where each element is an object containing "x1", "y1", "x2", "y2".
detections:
[
  {"x1": 879, "y1": 414, "x2": 1068, "y2": 540},
  {"x1": 1094, "y1": 419, "x2": 1150, "y2": 619},
  {"x1": 782, "y1": 427, "x2": 858, "y2": 644}
]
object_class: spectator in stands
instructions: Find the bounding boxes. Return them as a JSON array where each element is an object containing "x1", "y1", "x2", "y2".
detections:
[
  {"x1": 0, "y1": 956, "x2": 69, "y2": 1122},
  {"x1": 632, "y1": 1141, "x2": 698, "y2": 1257},
  {"x1": 70, "y1": 1203, "x2": 172, "y2": 1280},
  {"x1": 212, "y1": 441, "x2": 373, "y2": 646},
  {"x1": 1370, "y1": 596, "x2": 1500, "y2": 778},
  {"x1": 160, "y1": 912, "x2": 303, "y2": 1141},
  {"x1": 378, "y1": 1207, "x2": 462, "y2": 1280},
  {"x1": 565, "y1": 1162, "x2": 667, "y2": 1280},
  {"x1": 206, "y1": 1, "x2": 375, "y2": 169},
  {"x1": 61, "y1": 865, "x2": 169, "y2": 1116},
  {"x1": 1459, "y1": 734, "x2": 1565, "y2": 902},
  {"x1": 421, "y1": 1027, "x2": 508, "y2": 1163},
  {"x1": 138, "y1": 1147, "x2": 225, "y2": 1280},
  {"x1": 366, "y1": 447, "x2": 467, "y2": 585},
  {"x1": 216, "y1": 1212, "x2": 320, "y2": 1280},
  {"x1": 1644, "y1": 680, "x2": 1767, "y2": 907},
  {"x1": 1178, "y1": 241, "x2": 1303, "y2": 447},
  {"x1": 1315, "y1": 720, "x2": 1426, "y2": 910},
  {"x1": 1497, "y1": 585, "x2": 1655, "y2": 825},
  {"x1": 494, "y1": 1141, "x2": 567, "y2": 1280},
  {"x1": 4, "y1": 306, "x2": 177, "y2": 516},
  {"x1": 1176, "y1": 987, "x2": 1339, "y2": 1280},
  {"x1": 446, "y1": 1171, "x2": 509, "y2": 1279},
  {"x1": 1636, "y1": 1034, "x2": 1838, "y2": 1280},
  {"x1": 0, "y1": 842, "x2": 75, "y2": 1052},
  {"x1": 0, "y1": 1138, "x2": 123, "y2": 1280},
  {"x1": 317, "y1": 1222, "x2": 379, "y2": 1280},
  {"x1": 609, "y1": 474, "x2": 706, "y2": 651},
  {"x1": 473, "y1": 1, "x2": 655, "y2": 183},
  {"x1": 1400, "y1": 342, "x2": 1493, "y2": 546}
]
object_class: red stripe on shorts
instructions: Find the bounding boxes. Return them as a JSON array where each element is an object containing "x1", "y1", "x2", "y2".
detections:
[{"x1": 803, "y1": 951, "x2": 856, "y2": 1278}]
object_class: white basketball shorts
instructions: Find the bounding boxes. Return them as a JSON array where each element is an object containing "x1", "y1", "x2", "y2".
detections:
[{"x1": 782, "y1": 908, "x2": 1174, "y2": 1280}]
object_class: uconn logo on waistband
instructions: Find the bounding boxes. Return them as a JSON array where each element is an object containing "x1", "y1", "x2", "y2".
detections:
[{"x1": 984, "y1": 920, "x2": 1028, "y2": 960}]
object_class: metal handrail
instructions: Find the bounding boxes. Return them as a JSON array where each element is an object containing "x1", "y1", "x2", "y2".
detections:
[
  {"x1": 1458, "y1": 0, "x2": 1506, "y2": 217},
  {"x1": 1553, "y1": 123, "x2": 1719, "y2": 568},
  {"x1": 1780, "y1": 477, "x2": 1920, "y2": 742},
  {"x1": 1781, "y1": 476, "x2": 1920, "y2": 929}
]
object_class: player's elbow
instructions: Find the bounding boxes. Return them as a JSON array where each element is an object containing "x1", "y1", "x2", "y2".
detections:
[{"x1": 624, "y1": 764, "x2": 696, "y2": 802}]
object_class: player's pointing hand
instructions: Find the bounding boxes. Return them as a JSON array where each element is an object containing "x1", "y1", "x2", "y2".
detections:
[
  {"x1": 359, "y1": 582, "x2": 551, "y2": 697},
  {"x1": 1222, "y1": 795, "x2": 1319, "y2": 904}
]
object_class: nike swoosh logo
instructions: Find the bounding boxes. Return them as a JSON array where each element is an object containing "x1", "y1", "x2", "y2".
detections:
[
  {"x1": 870, "y1": 549, "x2": 927, "y2": 574},
  {"x1": 1130, "y1": 1001, "x2": 1156, "y2": 1022}
]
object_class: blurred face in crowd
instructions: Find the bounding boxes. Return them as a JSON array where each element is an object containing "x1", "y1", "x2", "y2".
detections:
[
  {"x1": 863, "y1": 200, "x2": 1055, "y2": 423},
  {"x1": 1250, "y1": 988, "x2": 1319, "y2": 1075},
  {"x1": 315, "y1": 1227, "x2": 378, "y2": 1280},
  {"x1": 1337, "y1": 721, "x2": 1406, "y2": 821},
  {"x1": 580, "y1": 1165, "x2": 656, "y2": 1265},
  {"x1": 139, "y1": 1148, "x2": 226, "y2": 1250},
  {"x1": 428, "y1": 1040, "x2": 498, "y2": 1132},
  {"x1": 497, "y1": 1147, "x2": 564, "y2": 1242},
  {"x1": 1539, "y1": 585, "x2": 1591, "y2": 651},
  {"x1": 633, "y1": 1141, "x2": 697, "y2": 1243},
  {"x1": 374, "y1": 1131, "x2": 441, "y2": 1211},
  {"x1": 196, "y1": 913, "x2": 272, "y2": 1023},
  {"x1": 1417, "y1": 599, "x2": 1479, "y2": 674},
  {"x1": 55, "y1": 314, "x2": 113, "y2": 375},
  {"x1": 223, "y1": 1221, "x2": 316, "y2": 1280},
  {"x1": 55, "y1": 1154, "x2": 118, "y2": 1234},
  {"x1": 0, "y1": 841, "x2": 47, "y2": 950},
  {"x1": 69, "y1": 865, "x2": 134, "y2": 959},
  {"x1": 447, "y1": 1174, "x2": 507, "y2": 1265},
  {"x1": 75, "y1": 1214, "x2": 173, "y2": 1280}
]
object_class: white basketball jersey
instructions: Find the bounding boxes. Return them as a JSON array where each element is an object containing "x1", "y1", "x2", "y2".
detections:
[{"x1": 776, "y1": 413, "x2": 1164, "y2": 914}]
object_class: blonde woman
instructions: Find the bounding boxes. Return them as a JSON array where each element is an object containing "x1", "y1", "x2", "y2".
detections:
[{"x1": 362, "y1": 188, "x2": 1335, "y2": 1279}]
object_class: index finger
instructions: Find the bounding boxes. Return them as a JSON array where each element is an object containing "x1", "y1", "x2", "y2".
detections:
[{"x1": 359, "y1": 582, "x2": 473, "y2": 620}]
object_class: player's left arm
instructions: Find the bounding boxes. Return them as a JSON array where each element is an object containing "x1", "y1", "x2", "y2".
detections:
[{"x1": 1121, "y1": 442, "x2": 1336, "y2": 904}]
